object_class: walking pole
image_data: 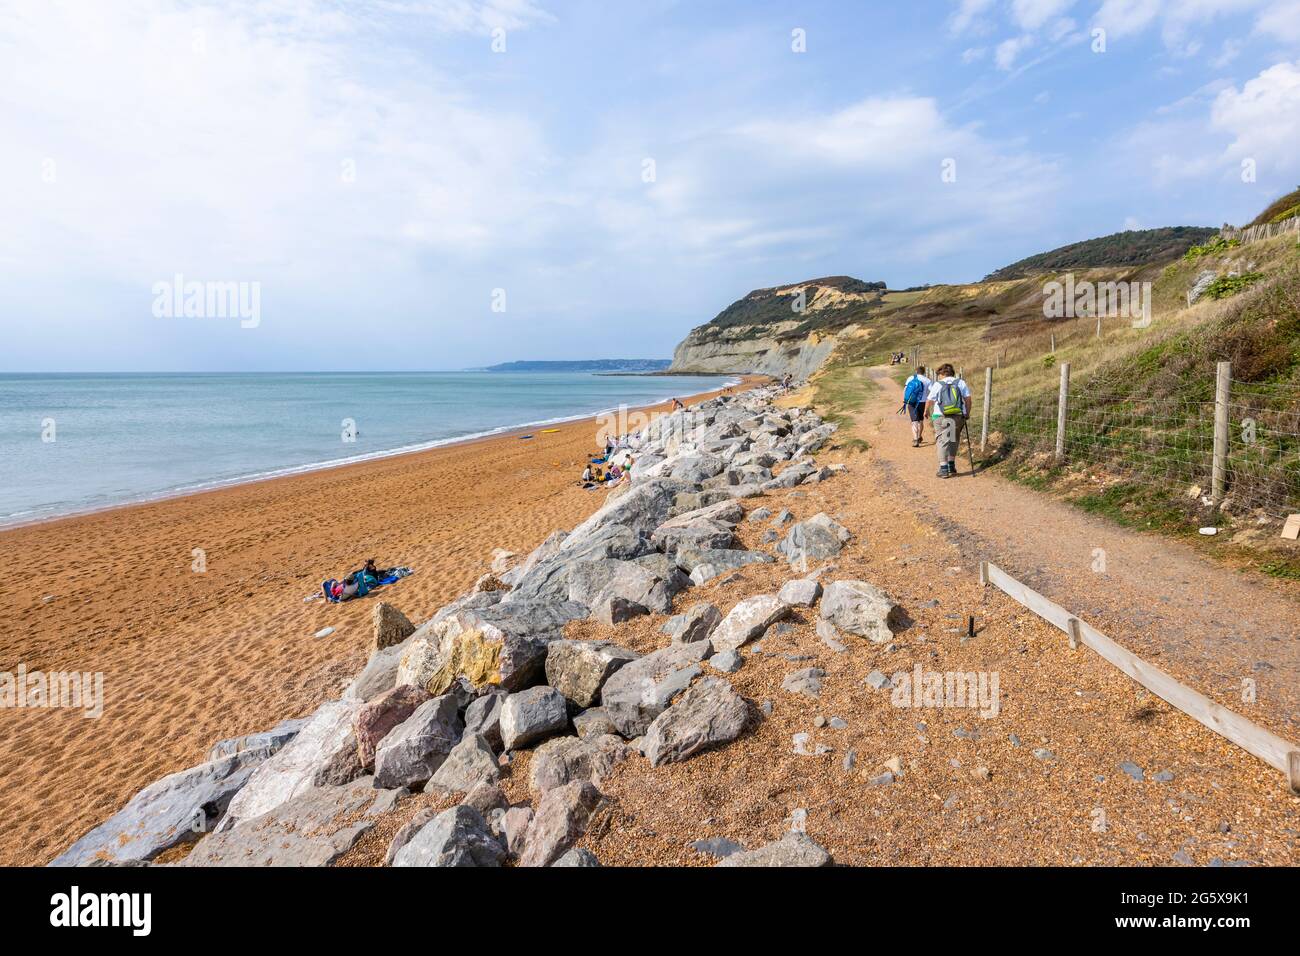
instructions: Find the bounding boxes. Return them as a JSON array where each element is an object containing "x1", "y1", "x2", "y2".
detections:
[{"x1": 964, "y1": 418, "x2": 977, "y2": 476}]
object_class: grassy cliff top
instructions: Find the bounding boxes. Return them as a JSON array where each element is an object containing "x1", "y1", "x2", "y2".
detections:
[{"x1": 983, "y1": 227, "x2": 1217, "y2": 281}]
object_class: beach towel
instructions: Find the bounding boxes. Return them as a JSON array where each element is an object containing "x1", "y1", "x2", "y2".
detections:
[{"x1": 320, "y1": 567, "x2": 414, "y2": 603}]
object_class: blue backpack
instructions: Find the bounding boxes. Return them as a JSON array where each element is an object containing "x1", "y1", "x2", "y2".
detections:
[{"x1": 903, "y1": 376, "x2": 927, "y2": 405}]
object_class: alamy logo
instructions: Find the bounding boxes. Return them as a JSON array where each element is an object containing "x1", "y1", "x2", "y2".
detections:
[
  {"x1": 890, "y1": 665, "x2": 1000, "y2": 718},
  {"x1": 1043, "y1": 274, "x2": 1152, "y2": 328},
  {"x1": 152, "y1": 273, "x2": 261, "y2": 328},
  {"x1": 0, "y1": 664, "x2": 103, "y2": 718},
  {"x1": 50, "y1": 886, "x2": 151, "y2": 936}
]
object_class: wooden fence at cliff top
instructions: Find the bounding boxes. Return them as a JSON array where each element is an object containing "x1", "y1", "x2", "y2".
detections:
[{"x1": 1220, "y1": 214, "x2": 1300, "y2": 244}]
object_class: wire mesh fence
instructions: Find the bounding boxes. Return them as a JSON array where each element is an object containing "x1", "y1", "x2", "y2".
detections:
[{"x1": 979, "y1": 363, "x2": 1300, "y2": 519}]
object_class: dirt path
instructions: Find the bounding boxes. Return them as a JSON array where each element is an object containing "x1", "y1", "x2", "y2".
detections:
[{"x1": 860, "y1": 365, "x2": 1300, "y2": 741}]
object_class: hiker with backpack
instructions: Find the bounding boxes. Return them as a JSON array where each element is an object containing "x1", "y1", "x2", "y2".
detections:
[
  {"x1": 901, "y1": 365, "x2": 932, "y2": 447},
  {"x1": 924, "y1": 363, "x2": 972, "y2": 478}
]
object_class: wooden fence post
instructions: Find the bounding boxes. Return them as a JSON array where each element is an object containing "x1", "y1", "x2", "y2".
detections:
[
  {"x1": 1055, "y1": 362, "x2": 1070, "y2": 462},
  {"x1": 1211, "y1": 361, "x2": 1232, "y2": 507},
  {"x1": 1095, "y1": 316, "x2": 1102, "y2": 338},
  {"x1": 1050, "y1": 333, "x2": 1055, "y2": 354},
  {"x1": 981, "y1": 366, "x2": 993, "y2": 453}
]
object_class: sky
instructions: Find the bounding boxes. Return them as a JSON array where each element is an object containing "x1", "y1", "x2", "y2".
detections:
[{"x1": 1, "y1": 0, "x2": 1298, "y2": 372}]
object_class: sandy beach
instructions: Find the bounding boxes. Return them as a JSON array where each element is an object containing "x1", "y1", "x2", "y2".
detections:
[{"x1": 0, "y1": 377, "x2": 757, "y2": 866}]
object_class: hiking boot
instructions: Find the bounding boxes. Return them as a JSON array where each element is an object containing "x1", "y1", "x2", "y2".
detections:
[
  {"x1": 936, "y1": 465, "x2": 951, "y2": 478},
  {"x1": 912, "y1": 438, "x2": 920, "y2": 447}
]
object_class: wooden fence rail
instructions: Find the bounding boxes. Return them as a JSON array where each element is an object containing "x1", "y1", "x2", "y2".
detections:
[{"x1": 979, "y1": 560, "x2": 1300, "y2": 793}]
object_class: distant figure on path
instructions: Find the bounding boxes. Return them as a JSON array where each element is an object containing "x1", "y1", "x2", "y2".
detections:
[
  {"x1": 901, "y1": 365, "x2": 932, "y2": 447},
  {"x1": 924, "y1": 363, "x2": 972, "y2": 479}
]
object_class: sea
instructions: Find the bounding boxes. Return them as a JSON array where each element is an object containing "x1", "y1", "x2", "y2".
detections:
[{"x1": 0, "y1": 371, "x2": 735, "y2": 528}]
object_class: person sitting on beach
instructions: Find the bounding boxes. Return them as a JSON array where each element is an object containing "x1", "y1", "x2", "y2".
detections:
[
  {"x1": 582, "y1": 464, "x2": 592, "y2": 483},
  {"x1": 671, "y1": 397, "x2": 684, "y2": 410}
]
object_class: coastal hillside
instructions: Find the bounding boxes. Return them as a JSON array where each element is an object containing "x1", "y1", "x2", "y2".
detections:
[
  {"x1": 981, "y1": 226, "x2": 1217, "y2": 281},
  {"x1": 668, "y1": 276, "x2": 889, "y2": 379}
]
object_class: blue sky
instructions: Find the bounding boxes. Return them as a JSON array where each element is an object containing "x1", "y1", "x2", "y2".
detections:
[{"x1": 1, "y1": 0, "x2": 1298, "y2": 371}]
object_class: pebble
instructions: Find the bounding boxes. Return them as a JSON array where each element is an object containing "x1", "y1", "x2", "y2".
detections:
[
  {"x1": 813, "y1": 715, "x2": 826, "y2": 728},
  {"x1": 842, "y1": 749, "x2": 856, "y2": 771},
  {"x1": 1151, "y1": 769, "x2": 1175, "y2": 783},
  {"x1": 971, "y1": 766, "x2": 990, "y2": 781},
  {"x1": 760, "y1": 699, "x2": 773, "y2": 717},
  {"x1": 1118, "y1": 761, "x2": 1145, "y2": 781},
  {"x1": 314, "y1": 627, "x2": 335, "y2": 639},
  {"x1": 1032, "y1": 748, "x2": 1055, "y2": 761},
  {"x1": 883, "y1": 756, "x2": 903, "y2": 775},
  {"x1": 690, "y1": 837, "x2": 743, "y2": 858},
  {"x1": 1008, "y1": 734, "x2": 1022, "y2": 747},
  {"x1": 1172, "y1": 849, "x2": 1194, "y2": 865},
  {"x1": 866, "y1": 771, "x2": 895, "y2": 786},
  {"x1": 709, "y1": 649, "x2": 742, "y2": 673},
  {"x1": 828, "y1": 717, "x2": 847, "y2": 730},
  {"x1": 953, "y1": 727, "x2": 978, "y2": 740},
  {"x1": 864, "y1": 670, "x2": 893, "y2": 690}
]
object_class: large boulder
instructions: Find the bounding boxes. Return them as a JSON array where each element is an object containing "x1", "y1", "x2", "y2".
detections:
[
  {"x1": 518, "y1": 781, "x2": 603, "y2": 867},
  {"x1": 51, "y1": 743, "x2": 286, "y2": 866},
  {"x1": 424, "y1": 733, "x2": 501, "y2": 796},
  {"x1": 716, "y1": 831, "x2": 832, "y2": 867},
  {"x1": 391, "y1": 805, "x2": 505, "y2": 868},
  {"x1": 651, "y1": 520, "x2": 736, "y2": 556},
  {"x1": 344, "y1": 638, "x2": 411, "y2": 703},
  {"x1": 688, "y1": 551, "x2": 774, "y2": 586},
  {"x1": 567, "y1": 560, "x2": 672, "y2": 614},
  {"x1": 182, "y1": 777, "x2": 401, "y2": 867},
  {"x1": 710, "y1": 595, "x2": 790, "y2": 652},
  {"x1": 600, "y1": 640, "x2": 713, "y2": 737},
  {"x1": 775, "y1": 513, "x2": 851, "y2": 566},
  {"x1": 373, "y1": 695, "x2": 463, "y2": 790},
  {"x1": 506, "y1": 525, "x2": 655, "y2": 604},
  {"x1": 463, "y1": 688, "x2": 506, "y2": 750},
  {"x1": 372, "y1": 602, "x2": 416, "y2": 652},
  {"x1": 499, "y1": 686, "x2": 569, "y2": 750},
  {"x1": 207, "y1": 717, "x2": 307, "y2": 762},
  {"x1": 528, "y1": 734, "x2": 631, "y2": 796},
  {"x1": 396, "y1": 609, "x2": 552, "y2": 698},
  {"x1": 218, "y1": 699, "x2": 363, "y2": 831},
  {"x1": 544, "y1": 639, "x2": 640, "y2": 707},
  {"x1": 559, "y1": 478, "x2": 689, "y2": 553},
  {"x1": 819, "y1": 580, "x2": 899, "y2": 643},
  {"x1": 642, "y1": 677, "x2": 749, "y2": 767},
  {"x1": 778, "y1": 578, "x2": 822, "y2": 607},
  {"x1": 671, "y1": 602, "x2": 722, "y2": 644},
  {"x1": 354, "y1": 684, "x2": 431, "y2": 771}
]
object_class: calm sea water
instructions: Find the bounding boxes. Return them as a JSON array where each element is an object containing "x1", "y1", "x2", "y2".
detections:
[{"x1": 0, "y1": 371, "x2": 734, "y2": 527}]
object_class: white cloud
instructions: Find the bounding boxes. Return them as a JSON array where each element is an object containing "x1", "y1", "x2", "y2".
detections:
[
  {"x1": 1012, "y1": 0, "x2": 1075, "y2": 31},
  {"x1": 1211, "y1": 60, "x2": 1300, "y2": 165},
  {"x1": 949, "y1": 0, "x2": 996, "y2": 35},
  {"x1": 0, "y1": 0, "x2": 556, "y2": 290},
  {"x1": 962, "y1": 46, "x2": 988, "y2": 62},
  {"x1": 996, "y1": 35, "x2": 1035, "y2": 69},
  {"x1": 1255, "y1": 0, "x2": 1300, "y2": 43}
]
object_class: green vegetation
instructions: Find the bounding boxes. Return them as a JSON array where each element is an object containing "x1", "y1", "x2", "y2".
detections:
[
  {"x1": 991, "y1": 264, "x2": 1300, "y2": 524},
  {"x1": 984, "y1": 226, "x2": 1217, "y2": 281},
  {"x1": 810, "y1": 363, "x2": 877, "y2": 428},
  {"x1": 1203, "y1": 272, "x2": 1265, "y2": 300},
  {"x1": 701, "y1": 276, "x2": 886, "y2": 335},
  {"x1": 1249, "y1": 186, "x2": 1300, "y2": 226},
  {"x1": 1183, "y1": 235, "x2": 1241, "y2": 261}
]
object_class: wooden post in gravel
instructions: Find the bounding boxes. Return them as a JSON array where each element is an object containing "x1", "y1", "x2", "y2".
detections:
[
  {"x1": 981, "y1": 366, "x2": 993, "y2": 453},
  {"x1": 1055, "y1": 362, "x2": 1070, "y2": 462},
  {"x1": 1212, "y1": 361, "x2": 1232, "y2": 507}
]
